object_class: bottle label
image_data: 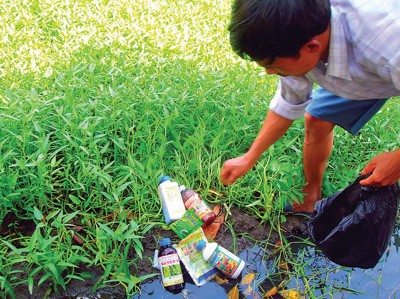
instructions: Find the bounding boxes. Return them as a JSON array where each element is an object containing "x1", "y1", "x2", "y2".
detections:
[
  {"x1": 208, "y1": 246, "x2": 242, "y2": 277},
  {"x1": 184, "y1": 194, "x2": 211, "y2": 219},
  {"x1": 159, "y1": 253, "x2": 184, "y2": 287},
  {"x1": 163, "y1": 186, "x2": 186, "y2": 218}
]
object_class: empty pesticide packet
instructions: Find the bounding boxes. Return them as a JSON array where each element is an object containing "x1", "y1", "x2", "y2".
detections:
[
  {"x1": 170, "y1": 208, "x2": 204, "y2": 239},
  {"x1": 176, "y1": 228, "x2": 218, "y2": 286}
]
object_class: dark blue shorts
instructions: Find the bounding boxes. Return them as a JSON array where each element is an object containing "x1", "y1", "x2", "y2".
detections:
[{"x1": 306, "y1": 88, "x2": 388, "y2": 135}]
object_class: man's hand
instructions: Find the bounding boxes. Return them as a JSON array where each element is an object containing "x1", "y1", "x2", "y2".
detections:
[
  {"x1": 220, "y1": 155, "x2": 254, "y2": 186},
  {"x1": 360, "y1": 149, "x2": 400, "y2": 187},
  {"x1": 220, "y1": 110, "x2": 294, "y2": 186}
]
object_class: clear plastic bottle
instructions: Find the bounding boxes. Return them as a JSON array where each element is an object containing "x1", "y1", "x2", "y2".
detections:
[
  {"x1": 196, "y1": 240, "x2": 245, "y2": 279},
  {"x1": 180, "y1": 186, "x2": 216, "y2": 227},
  {"x1": 158, "y1": 176, "x2": 186, "y2": 224},
  {"x1": 158, "y1": 238, "x2": 185, "y2": 294}
]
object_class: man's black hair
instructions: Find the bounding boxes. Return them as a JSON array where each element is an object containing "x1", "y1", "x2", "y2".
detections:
[{"x1": 228, "y1": 0, "x2": 331, "y2": 62}]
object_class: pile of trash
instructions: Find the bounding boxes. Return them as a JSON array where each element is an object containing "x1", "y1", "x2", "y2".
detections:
[{"x1": 154, "y1": 176, "x2": 245, "y2": 294}]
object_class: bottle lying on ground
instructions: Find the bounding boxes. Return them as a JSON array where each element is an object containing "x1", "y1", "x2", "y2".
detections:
[
  {"x1": 180, "y1": 186, "x2": 216, "y2": 227},
  {"x1": 196, "y1": 240, "x2": 245, "y2": 279}
]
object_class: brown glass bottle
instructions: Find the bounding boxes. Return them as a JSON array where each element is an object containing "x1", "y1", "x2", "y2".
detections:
[
  {"x1": 180, "y1": 186, "x2": 216, "y2": 227},
  {"x1": 158, "y1": 238, "x2": 185, "y2": 294}
]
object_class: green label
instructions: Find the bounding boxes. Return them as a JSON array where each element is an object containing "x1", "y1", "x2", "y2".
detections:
[
  {"x1": 159, "y1": 253, "x2": 184, "y2": 287},
  {"x1": 170, "y1": 208, "x2": 203, "y2": 239}
]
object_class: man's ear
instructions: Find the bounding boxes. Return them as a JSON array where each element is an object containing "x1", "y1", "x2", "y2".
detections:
[{"x1": 304, "y1": 39, "x2": 321, "y2": 53}]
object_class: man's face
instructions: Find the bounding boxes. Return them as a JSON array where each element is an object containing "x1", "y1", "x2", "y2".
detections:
[
  {"x1": 256, "y1": 41, "x2": 322, "y2": 77},
  {"x1": 256, "y1": 53, "x2": 319, "y2": 77}
]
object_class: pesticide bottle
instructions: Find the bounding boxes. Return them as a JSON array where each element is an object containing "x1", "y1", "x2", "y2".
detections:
[
  {"x1": 196, "y1": 240, "x2": 245, "y2": 279},
  {"x1": 158, "y1": 238, "x2": 185, "y2": 294},
  {"x1": 180, "y1": 186, "x2": 216, "y2": 227},
  {"x1": 158, "y1": 176, "x2": 186, "y2": 224}
]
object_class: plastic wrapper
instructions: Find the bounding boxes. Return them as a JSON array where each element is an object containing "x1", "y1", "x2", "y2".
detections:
[
  {"x1": 170, "y1": 208, "x2": 203, "y2": 239},
  {"x1": 308, "y1": 175, "x2": 400, "y2": 269}
]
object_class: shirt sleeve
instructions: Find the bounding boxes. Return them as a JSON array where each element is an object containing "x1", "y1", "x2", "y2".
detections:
[
  {"x1": 269, "y1": 76, "x2": 314, "y2": 120},
  {"x1": 388, "y1": 52, "x2": 400, "y2": 91}
]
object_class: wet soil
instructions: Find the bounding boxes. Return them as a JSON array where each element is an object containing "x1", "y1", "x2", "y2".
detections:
[
  {"x1": 2, "y1": 207, "x2": 308, "y2": 299},
  {"x1": 135, "y1": 206, "x2": 308, "y2": 277}
]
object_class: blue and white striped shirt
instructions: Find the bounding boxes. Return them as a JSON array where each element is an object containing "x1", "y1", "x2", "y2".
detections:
[{"x1": 270, "y1": 0, "x2": 400, "y2": 120}]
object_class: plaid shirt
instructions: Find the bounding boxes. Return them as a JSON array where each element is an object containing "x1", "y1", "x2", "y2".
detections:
[{"x1": 270, "y1": 0, "x2": 400, "y2": 120}]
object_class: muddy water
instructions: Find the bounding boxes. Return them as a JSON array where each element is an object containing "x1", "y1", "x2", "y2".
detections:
[
  {"x1": 320, "y1": 226, "x2": 400, "y2": 298},
  {"x1": 283, "y1": 225, "x2": 400, "y2": 298},
  {"x1": 132, "y1": 225, "x2": 400, "y2": 299}
]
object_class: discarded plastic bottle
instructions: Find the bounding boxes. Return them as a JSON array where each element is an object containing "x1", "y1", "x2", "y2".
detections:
[
  {"x1": 196, "y1": 240, "x2": 245, "y2": 279},
  {"x1": 158, "y1": 238, "x2": 185, "y2": 294},
  {"x1": 158, "y1": 176, "x2": 186, "y2": 224},
  {"x1": 180, "y1": 186, "x2": 216, "y2": 227}
]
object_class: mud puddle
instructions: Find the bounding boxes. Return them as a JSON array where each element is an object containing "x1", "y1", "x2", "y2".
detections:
[{"x1": 133, "y1": 235, "x2": 400, "y2": 299}]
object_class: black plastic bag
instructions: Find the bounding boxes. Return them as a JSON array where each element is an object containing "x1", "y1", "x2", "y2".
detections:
[{"x1": 308, "y1": 175, "x2": 400, "y2": 269}]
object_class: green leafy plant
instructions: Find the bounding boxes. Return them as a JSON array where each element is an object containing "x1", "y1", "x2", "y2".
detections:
[{"x1": 0, "y1": 0, "x2": 399, "y2": 297}]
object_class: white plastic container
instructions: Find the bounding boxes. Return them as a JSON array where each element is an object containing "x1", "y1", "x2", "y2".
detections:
[
  {"x1": 158, "y1": 176, "x2": 186, "y2": 224},
  {"x1": 196, "y1": 240, "x2": 245, "y2": 279}
]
